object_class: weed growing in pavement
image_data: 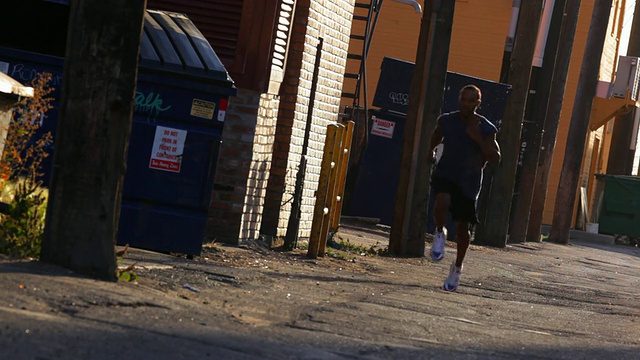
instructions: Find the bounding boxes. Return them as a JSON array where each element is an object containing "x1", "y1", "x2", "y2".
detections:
[
  {"x1": 115, "y1": 245, "x2": 139, "y2": 282},
  {"x1": 325, "y1": 246, "x2": 349, "y2": 260},
  {"x1": 202, "y1": 240, "x2": 223, "y2": 253},
  {"x1": 327, "y1": 233, "x2": 388, "y2": 258},
  {"x1": 0, "y1": 73, "x2": 54, "y2": 259}
]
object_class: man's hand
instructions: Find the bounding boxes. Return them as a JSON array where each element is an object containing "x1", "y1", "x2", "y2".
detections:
[
  {"x1": 482, "y1": 133, "x2": 501, "y2": 165},
  {"x1": 465, "y1": 117, "x2": 500, "y2": 166},
  {"x1": 430, "y1": 123, "x2": 444, "y2": 163},
  {"x1": 429, "y1": 146, "x2": 439, "y2": 163},
  {"x1": 465, "y1": 121, "x2": 483, "y2": 145}
]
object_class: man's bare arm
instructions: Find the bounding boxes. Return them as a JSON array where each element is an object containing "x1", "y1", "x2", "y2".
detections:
[{"x1": 482, "y1": 133, "x2": 501, "y2": 165}]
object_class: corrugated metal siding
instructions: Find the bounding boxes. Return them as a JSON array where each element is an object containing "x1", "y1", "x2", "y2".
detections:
[
  {"x1": 147, "y1": 0, "x2": 243, "y2": 64},
  {"x1": 147, "y1": 0, "x2": 280, "y2": 92}
]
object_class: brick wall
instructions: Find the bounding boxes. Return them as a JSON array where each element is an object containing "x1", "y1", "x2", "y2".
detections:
[
  {"x1": 206, "y1": 89, "x2": 260, "y2": 244},
  {"x1": 260, "y1": 0, "x2": 355, "y2": 242},
  {"x1": 239, "y1": 94, "x2": 279, "y2": 241},
  {"x1": 209, "y1": 0, "x2": 355, "y2": 245}
]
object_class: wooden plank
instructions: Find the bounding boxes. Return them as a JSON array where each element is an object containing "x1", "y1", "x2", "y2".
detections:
[{"x1": 308, "y1": 124, "x2": 339, "y2": 259}]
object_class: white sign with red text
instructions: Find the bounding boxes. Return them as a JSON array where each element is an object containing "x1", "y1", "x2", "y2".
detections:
[
  {"x1": 371, "y1": 116, "x2": 395, "y2": 139},
  {"x1": 149, "y1": 126, "x2": 187, "y2": 173}
]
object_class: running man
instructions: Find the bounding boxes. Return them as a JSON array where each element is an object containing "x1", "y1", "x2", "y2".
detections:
[{"x1": 428, "y1": 84, "x2": 501, "y2": 291}]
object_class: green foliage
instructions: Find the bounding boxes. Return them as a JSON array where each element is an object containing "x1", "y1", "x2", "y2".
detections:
[
  {"x1": 0, "y1": 180, "x2": 47, "y2": 258},
  {"x1": 0, "y1": 73, "x2": 54, "y2": 259}
]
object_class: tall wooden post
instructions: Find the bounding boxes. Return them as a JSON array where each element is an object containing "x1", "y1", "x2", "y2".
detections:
[
  {"x1": 526, "y1": 0, "x2": 582, "y2": 243},
  {"x1": 318, "y1": 124, "x2": 345, "y2": 256},
  {"x1": 389, "y1": 0, "x2": 433, "y2": 255},
  {"x1": 41, "y1": 0, "x2": 147, "y2": 280},
  {"x1": 330, "y1": 121, "x2": 355, "y2": 232},
  {"x1": 390, "y1": 0, "x2": 455, "y2": 257},
  {"x1": 474, "y1": 0, "x2": 544, "y2": 247},
  {"x1": 308, "y1": 124, "x2": 341, "y2": 259},
  {"x1": 548, "y1": 0, "x2": 613, "y2": 244},
  {"x1": 509, "y1": 0, "x2": 566, "y2": 243}
]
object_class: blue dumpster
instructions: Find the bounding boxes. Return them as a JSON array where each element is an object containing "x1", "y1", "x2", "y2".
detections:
[
  {"x1": 347, "y1": 109, "x2": 407, "y2": 225},
  {"x1": 0, "y1": 9, "x2": 236, "y2": 255}
]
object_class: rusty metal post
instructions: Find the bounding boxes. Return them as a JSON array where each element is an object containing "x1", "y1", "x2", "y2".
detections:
[{"x1": 284, "y1": 38, "x2": 324, "y2": 250}]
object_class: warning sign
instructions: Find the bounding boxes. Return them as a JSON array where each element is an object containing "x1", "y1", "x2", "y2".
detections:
[
  {"x1": 371, "y1": 116, "x2": 395, "y2": 139},
  {"x1": 190, "y1": 98, "x2": 216, "y2": 120},
  {"x1": 149, "y1": 126, "x2": 187, "y2": 173}
]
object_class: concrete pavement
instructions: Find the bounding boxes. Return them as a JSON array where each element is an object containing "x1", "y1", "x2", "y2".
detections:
[{"x1": 0, "y1": 222, "x2": 639, "y2": 359}]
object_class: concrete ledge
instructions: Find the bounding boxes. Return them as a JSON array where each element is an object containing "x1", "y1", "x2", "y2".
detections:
[{"x1": 540, "y1": 224, "x2": 615, "y2": 245}]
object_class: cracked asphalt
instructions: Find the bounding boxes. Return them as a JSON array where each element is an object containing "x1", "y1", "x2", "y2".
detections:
[{"x1": 1, "y1": 224, "x2": 639, "y2": 359}]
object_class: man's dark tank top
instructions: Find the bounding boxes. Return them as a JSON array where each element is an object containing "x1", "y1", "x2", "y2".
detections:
[{"x1": 432, "y1": 111, "x2": 498, "y2": 199}]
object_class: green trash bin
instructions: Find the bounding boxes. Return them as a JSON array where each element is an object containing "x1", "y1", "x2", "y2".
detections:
[{"x1": 595, "y1": 174, "x2": 640, "y2": 237}]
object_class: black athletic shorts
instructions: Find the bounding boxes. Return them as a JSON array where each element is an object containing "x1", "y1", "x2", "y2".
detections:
[{"x1": 431, "y1": 176, "x2": 479, "y2": 224}]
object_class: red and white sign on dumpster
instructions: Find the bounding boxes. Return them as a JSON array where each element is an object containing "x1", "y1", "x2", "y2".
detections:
[
  {"x1": 149, "y1": 126, "x2": 187, "y2": 173},
  {"x1": 371, "y1": 116, "x2": 395, "y2": 139}
]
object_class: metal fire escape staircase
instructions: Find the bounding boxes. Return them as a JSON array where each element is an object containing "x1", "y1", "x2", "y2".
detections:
[
  {"x1": 341, "y1": 0, "x2": 384, "y2": 123},
  {"x1": 341, "y1": 0, "x2": 422, "y2": 123}
]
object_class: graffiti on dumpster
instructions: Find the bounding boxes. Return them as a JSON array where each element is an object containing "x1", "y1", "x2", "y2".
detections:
[
  {"x1": 4, "y1": 63, "x2": 63, "y2": 87},
  {"x1": 388, "y1": 92, "x2": 409, "y2": 106},
  {"x1": 135, "y1": 91, "x2": 171, "y2": 122}
]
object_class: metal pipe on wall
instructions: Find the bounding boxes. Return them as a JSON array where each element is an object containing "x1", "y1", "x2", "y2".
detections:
[{"x1": 533, "y1": 0, "x2": 557, "y2": 67}]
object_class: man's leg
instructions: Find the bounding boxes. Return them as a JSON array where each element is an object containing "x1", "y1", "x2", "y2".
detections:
[
  {"x1": 444, "y1": 194, "x2": 475, "y2": 291},
  {"x1": 430, "y1": 191, "x2": 450, "y2": 261},
  {"x1": 454, "y1": 221, "x2": 471, "y2": 268},
  {"x1": 443, "y1": 223, "x2": 467, "y2": 291},
  {"x1": 433, "y1": 192, "x2": 451, "y2": 232}
]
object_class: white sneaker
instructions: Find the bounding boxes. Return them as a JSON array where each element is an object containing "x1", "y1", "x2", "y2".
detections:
[
  {"x1": 430, "y1": 229, "x2": 446, "y2": 261},
  {"x1": 443, "y1": 262, "x2": 462, "y2": 291}
]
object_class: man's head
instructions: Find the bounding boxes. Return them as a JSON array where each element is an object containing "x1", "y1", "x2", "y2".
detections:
[{"x1": 459, "y1": 84, "x2": 481, "y2": 117}]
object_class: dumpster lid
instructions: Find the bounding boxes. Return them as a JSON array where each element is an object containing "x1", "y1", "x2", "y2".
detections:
[
  {"x1": 141, "y1": 9, "x2": 234, "y2": 86},
  {"x1": 0, "y1": 72, "x2": 34, "y2": 98}
]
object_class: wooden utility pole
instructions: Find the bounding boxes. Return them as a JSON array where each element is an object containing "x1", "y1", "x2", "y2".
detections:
[
  {"x1": 389, "y1": 0, "x2": 454, "y2": 256},
  {"x1": 41, "y1": 0, "x2": 147, "y2": 280},
  {"x1": 477, "y1": 0, "x2": 522, "y2": 228},
  {"x1": 509, "y1": 0, "x2": 566, "y2": 243},
  {"x1": 474, "y1": 0, "x2": 544, "y2": 247},
  {"x1": 526, "y1": 0, "x2": 582, "y2": 243},
  {"x1": 549, "y1": 0, "x2": 613, "y2": 245},
  {"x1": 389, "y1": 0, "x2": 432, "y2": 255}
]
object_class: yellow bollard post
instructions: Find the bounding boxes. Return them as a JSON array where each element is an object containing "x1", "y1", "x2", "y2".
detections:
[
  {"x1": 318, "y1": 124, "x2": 345, "y2": 256},
  {"x1": 330, "y1": 121, "x2": 355, "y2": 233},
  {"x1": 308, "y1": 124, "x2": 339, "y2": 259}
]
